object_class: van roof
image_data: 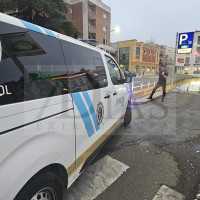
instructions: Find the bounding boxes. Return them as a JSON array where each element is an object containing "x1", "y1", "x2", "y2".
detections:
[{"x1": 0, "y1": 12, "x2": 104, "y2": 53}]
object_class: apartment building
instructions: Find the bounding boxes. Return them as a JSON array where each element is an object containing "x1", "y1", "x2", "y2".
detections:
[
  {"x1": 65, "y1": 0, "x2": 111, "y2": 46},
  {"x1": 117, "y1": 40, "x2": 160, "y2": 74},
  {"x1": 165, "y1": 47, "x2": 175, "y2": 75},
  {"x1": 159, "y1": 45, "x2": 166, "y2": 65}
]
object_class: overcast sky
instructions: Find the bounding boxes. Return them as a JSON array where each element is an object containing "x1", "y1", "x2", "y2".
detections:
[{"x1": 102, "y1": 0, "x2": 200, "y2": 47}]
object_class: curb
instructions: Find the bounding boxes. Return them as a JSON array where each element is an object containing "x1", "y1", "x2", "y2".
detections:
[{"x1": 131, "y1": 91, "x2": 170, "y2": 105}]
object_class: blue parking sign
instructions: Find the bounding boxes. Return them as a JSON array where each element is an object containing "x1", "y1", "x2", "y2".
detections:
[{"x1": 178, "y1": 32, "x2": 194, "y2": 54}]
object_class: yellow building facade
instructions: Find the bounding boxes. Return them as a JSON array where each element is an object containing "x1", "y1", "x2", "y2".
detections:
[{"x1": 118, "y1": 40, "x2": 160, "y2": 75}]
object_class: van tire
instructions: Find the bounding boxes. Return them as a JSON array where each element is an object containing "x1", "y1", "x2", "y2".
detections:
[
  {"x1": 14, "y1": 171, "x2": 62, "y2": 200},
  {"x1": 124, "y1": 105, "x2": 132, "y2": 126}
]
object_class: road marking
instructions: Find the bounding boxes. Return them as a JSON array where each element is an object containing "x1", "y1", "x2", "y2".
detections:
[
  {"x1": 153, "y1": 185, "x2": 185, "y2": 200},
  {"x1": 63, "y1": 155, "x2": 129, "y2": 200}
]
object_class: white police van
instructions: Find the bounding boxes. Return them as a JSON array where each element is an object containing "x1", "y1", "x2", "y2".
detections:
[{"x1": 0, "y1": 13, "x2": 132, "y2": 200}]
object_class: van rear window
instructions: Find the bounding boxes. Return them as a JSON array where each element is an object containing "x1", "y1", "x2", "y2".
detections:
[{"x1": 0, "y1": 31, "x2": 68, "y2": 106}]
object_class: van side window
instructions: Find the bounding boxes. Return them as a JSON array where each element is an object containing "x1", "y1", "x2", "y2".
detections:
[
  {"x1": 105, "y1": 56, "x2": 122, "y2": 85},
  {"x1": 0, "y1": 50, "x2": 32, "y2": 106},
  {"x1": 60, "y1": 40, "x2": 108, "y2": 93},
  {"x1": 0, "y1": 31, "x2": 68, "y2": 106}
]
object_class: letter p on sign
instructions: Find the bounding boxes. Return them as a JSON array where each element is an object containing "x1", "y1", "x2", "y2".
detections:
[{"x1": 179, "y1": 34, "x2": 188, "y2": 45}]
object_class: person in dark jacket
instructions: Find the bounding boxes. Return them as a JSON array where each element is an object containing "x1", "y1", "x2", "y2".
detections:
[{"x1": 147, "y1": 65, "x2": 168, "y2": 102}]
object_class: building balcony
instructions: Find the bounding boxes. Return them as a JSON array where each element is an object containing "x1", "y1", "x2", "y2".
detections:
[
  {"x1": 89, "y1": 25, "x2": 96, "y2": 32},
  {"x1": 167, "y1": 62, "x2": 174, "y2": 65},
  {"x1": 88, "y1": 11, "x2": 96, "y2": 19}
]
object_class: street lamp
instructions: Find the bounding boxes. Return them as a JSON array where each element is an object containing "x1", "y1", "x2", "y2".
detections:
[
  {"x1": 111, "y1": 26, "x2": 120, "y2": 34},
  {"x1": 104, "y1": 26, "x2": 120, "y2": 51}
]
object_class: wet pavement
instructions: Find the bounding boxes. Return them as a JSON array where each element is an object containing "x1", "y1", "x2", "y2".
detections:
[{"x1": 94, "y1": 92, "x2": 200, "y2": 200}]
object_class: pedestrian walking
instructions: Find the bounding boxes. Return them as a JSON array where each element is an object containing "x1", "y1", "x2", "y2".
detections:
[{"x1": 147, "y1": 65, "x2": 168, "y2": 102}]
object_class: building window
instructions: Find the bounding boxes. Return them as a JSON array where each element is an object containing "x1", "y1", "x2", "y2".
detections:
[
  {"x1": 119, "y1": 47, "x2": 130, "y2": 71},
  {"x1": 195, "y1": 57, "x2": 200, "y2": 64},
  {"x1": 198, "y1": 36, "x2": 200, "y2": 44},
  {"x1": 142, "y1": 66, "x2": 145, "y2": 72},
  {"x1": 185, "y1": 57, "x2": 190, "y2": 64},
  {"x1": 152, "y1": 67, "x2": 155, "y2": 73},
  {"x1": 136, "y1": 47, "x2": 140, "y2": 55},
  {"x1": 144, "y1": 49, "x2": 146, "y2": 54},
  {"x1": 196, "y1": 47, "x2": 200, "y2": 54},
  {"x1": 67, "y1": 8, "x2": 72, "y2": 14},
  {"x1": 103, "y1": 39, "x2": 107, "y2": 45},
  {"x1": 103, "y1": 13, "x2": 107, "y2": 19},
  {"x1": 149, "y1": 50, "x2": 151, "y2": 55}
]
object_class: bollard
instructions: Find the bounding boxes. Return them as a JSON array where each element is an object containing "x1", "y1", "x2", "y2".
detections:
[
  {"x1": 148, "y1": 77, "x2": 150, "y2": 88},
  {"x1": 141, "y1": 77, "x2": 143, "y2": 90},
  {"x1": 132, "y1": 77, "x2": 134, "y2": 92}
]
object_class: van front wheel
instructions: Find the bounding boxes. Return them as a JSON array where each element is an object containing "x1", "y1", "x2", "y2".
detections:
[
  {"x1": 14, "y1": 171, "x2": 63, "y2": 200},
  {"x1": 124, "y1": 105, "x2": 132, "y2": 126}
]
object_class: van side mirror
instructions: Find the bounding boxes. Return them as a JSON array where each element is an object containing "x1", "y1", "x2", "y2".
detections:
[
  {"x1": 125, "y1": 73, "x2": 132, "y2": 83},
  {"x1": 125, "y1": 76, "x2": 132, "y2": 83},
  {"x1": 123, "y1": 71, "x2": 132, "y2": 83}
]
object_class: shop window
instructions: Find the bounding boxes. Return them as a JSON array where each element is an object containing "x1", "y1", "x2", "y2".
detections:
[{"x1": 147, "y1": 67, "x2": 151, "y2": 72}]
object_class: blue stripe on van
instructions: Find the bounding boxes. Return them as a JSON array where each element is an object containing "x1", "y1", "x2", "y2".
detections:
[
  {"x1": 43, "y1": 27, "x2": 56, "y2": 38},
  {"x1": 82, "y1": 91, "x2": 100, "y2": 132},
  {"x1": 72, "y1": 93, "x2": 95, "y2": 137},
  {"x1": 19, "y1": 19, "x2": 43, "y2": 34}
]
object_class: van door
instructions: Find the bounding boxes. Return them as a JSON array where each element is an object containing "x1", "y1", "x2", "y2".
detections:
[
  {"x1": 58, "y1": 35, "x2": 114, "y2": 178},
  {"x1": 104, "y1": 55, "x2": 128, "y2": 124},
  {"x1": 0, "y1": 29, "x2": 76, "y2": 198}
]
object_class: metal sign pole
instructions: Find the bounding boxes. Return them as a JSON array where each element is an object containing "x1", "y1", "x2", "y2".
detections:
[{"x1": 172, "y1": 32, "x2": 178, "y2": 88}]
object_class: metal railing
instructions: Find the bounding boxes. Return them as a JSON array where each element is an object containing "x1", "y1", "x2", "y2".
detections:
[
  {"x1": 130, "y1": 75, "x2": 193, "y2": 92},
  {"x1": 131, "y1": 77, "x2": 157, "y2": 91}
]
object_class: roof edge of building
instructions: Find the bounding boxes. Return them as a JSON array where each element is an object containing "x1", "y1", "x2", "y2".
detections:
[
  {"x1": 64, "y1": 0, "x2": 82, "y2": 5},
  {"x1": 65, "y1": 0, "x2": 111, "y2": 12},
  {"x1": 89, "y1": 0, "x2": 111, "y2": 12}
]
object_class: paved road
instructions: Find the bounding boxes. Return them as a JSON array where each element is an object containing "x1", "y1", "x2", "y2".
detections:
[{"x1": 92, "y1": 92, "x2": 200, "y2": 200}]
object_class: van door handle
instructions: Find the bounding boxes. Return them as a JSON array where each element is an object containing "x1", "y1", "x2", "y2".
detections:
[
  {"x1": 104, "y1": 94, "x2": 110, "y2": 99},
  {"x1": 113, "y1": 91, "x2": 117, "y2": 96}
]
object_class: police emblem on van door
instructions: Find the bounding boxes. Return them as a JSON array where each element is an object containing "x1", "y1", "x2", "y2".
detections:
[{"x1": 96, "y1": 102, "x2": 104, "y2": 125}]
